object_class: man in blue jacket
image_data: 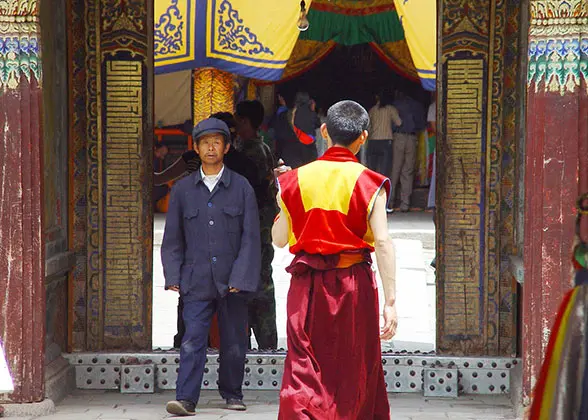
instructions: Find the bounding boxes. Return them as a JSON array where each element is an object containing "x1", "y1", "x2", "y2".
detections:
[{"x1": 162, "y1": 118, "x2": 261, "y2": 416}]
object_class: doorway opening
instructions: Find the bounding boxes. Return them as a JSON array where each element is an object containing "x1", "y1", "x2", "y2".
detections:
[
  {"x1": 152, "y1": 69, "x2": 193, "y2": 349},
  {"x1": 151, "y1": 43, "x2": 437, "y2": 354}
]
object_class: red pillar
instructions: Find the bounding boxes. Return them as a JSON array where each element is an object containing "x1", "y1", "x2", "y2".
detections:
[
  {"x1": 523, "y1": 2, "x2": 587, "y2": 402},
  {"x1": 0, "y1": 7, "x2": 45, "y2": 403}
]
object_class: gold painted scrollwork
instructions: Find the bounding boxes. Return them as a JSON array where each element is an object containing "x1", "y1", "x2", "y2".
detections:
[
  {"x1": 101, "y1": 0, "x2": 147, "y2": 33},
  {"x1": 0, "y1": 0, "x2": 37, "y2": 16}
]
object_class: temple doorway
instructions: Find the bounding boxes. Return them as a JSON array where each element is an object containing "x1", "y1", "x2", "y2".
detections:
[
  {"x1": 52, "y1": 0, "x2": 523, "y2": 376},
  {"x1": 150, "y1": 43, "x2": 438, "y2": 354}
]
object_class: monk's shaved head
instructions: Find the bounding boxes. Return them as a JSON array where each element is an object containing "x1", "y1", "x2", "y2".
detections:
[{"x1": 325, "y1": 100, "x2": 370, "y2": 147}]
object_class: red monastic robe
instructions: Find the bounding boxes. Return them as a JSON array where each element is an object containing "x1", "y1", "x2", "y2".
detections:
[{"x1": 277, "y1": 147, "x2": 391, "y2": 420}]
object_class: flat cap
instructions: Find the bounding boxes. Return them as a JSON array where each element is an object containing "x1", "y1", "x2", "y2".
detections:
[{"x1": 192, "y1": 118, "x2": 230, "y2": 142}]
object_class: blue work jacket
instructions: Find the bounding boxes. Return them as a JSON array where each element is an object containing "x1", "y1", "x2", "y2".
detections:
[{"x1": 161, "y1": 168, "x2": 261, "y2": 301}]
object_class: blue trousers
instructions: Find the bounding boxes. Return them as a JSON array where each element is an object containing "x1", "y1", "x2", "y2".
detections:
[{"x1": 176, "y1": 293, "x2": 248, "y2": 404}]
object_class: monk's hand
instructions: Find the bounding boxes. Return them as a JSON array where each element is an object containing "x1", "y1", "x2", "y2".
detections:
[
  {"x1": 273, "y1": 159, "x2": 292, "y2": 178},
  {"x1": 168, "y1": 286, "x2": 179, "y2": 293},
  {"x1": 229, "y1": 287, "x2": 240, "y2": 293},
  {"x1": 380, "y1": 302, "x2": 398, "y2": 340}
]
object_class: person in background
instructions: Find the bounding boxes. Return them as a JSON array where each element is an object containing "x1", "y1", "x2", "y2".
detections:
[
  {"x1": 273, "y1": 100, "x2": 397, "y2": 419},
  {"x1": 155, "y1": 111, "x2": 286, "y2": 190},
  {"x1": 314, "y1": 106, "x2": 328, "y2": 157},
  {"x1": 272, "y1": 92, "x2": 321, "y2": 169},
  {"x1": 235, "y1": 100, "x2": 280, "y2": 350},
  {"x1": 389, "y1": 91, "x2": 427, "y2": 212},
  {"x1": 367, "y1": 91, "x2": 402, "y2": 178},
  {"x1": 162, "y1": 118, "x2": 261, "y2": 416}
]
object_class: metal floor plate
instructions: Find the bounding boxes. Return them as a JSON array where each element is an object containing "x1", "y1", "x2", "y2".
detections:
[
  {"x1": 423, "y1": 368, "x2": 458, "y2": 398},
  {"x1": 65, "y1": 352, "x2": 519, "y2": 397},
  {"x1": 121, "y1": 364, "x2": 155, "y2": 394}
]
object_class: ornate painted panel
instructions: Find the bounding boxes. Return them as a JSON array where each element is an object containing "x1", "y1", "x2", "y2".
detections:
[
  {"x1": 437, "y1": 0, "x2": 521, "y2": 355},
  {"x1": 68, "y1": 0, "x2": 153, "y2": 350}
]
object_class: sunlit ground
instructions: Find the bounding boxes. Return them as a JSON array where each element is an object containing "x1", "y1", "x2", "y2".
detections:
[{"x1": 152, "y1": 212, "x2": 436, "y2": 353}]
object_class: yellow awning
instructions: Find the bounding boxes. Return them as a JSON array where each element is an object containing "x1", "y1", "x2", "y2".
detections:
[{"x1": 154, "y1": 0, "x2": 310, "y2": 80}]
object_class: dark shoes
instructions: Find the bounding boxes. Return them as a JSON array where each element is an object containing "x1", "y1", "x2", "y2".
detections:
[
  {"x1": 166, "y1": 400, "x2": 196, "y2": 416},
  {"x1": 226, "y1": 398, "x2": 247, "y2": 411},
  {"x1": 165, "y1": 398, "x2": 246, "y2": 415}
]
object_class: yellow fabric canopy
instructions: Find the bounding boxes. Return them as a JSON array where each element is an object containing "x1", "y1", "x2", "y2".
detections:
[
  {"x1": 154, "y1": 0, "x2": 310, "y2": 80},
  {"x1": 393, "y1": 0, "x2": 436, "y2": 90},
  {"x1": 154, "y1": 0, "x2": 436, "y2": 89}
]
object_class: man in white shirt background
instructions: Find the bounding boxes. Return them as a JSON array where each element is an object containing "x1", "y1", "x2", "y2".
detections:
[{"x1": 367, "y1": 91, "x2": 402, "y2": 180}]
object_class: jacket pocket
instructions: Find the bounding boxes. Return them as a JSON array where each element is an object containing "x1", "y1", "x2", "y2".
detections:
[
  {"x1": 223, "y1": 206, "x2": 242, "y2": 233},
  {"x1": 183, "y1": 208, "x2": 200, "y2": 236},
  {"x1": 184, "y1": 208, "x2": 199, "y2": 220}
]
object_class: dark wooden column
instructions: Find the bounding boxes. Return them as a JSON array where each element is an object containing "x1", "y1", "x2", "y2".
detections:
[
  {"x1": 437, "y1": 0, "x2": 523, "y2": 356},
  {"x1": 522, "y1": 0, "x2": 588, "y2": 403},
  {"x1": 0, "y1": 3, "x2": 45, "y2": 403}
]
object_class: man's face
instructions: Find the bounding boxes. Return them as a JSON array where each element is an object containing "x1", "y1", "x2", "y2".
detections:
[
  {"x1": 235, "y1": 115, "x2": 253, "y2": 139},
  {"x1": 195, "y1": 133, "x2": 229, "y2": 165},
  {"x1": 154, "y1": 145, "x2": 168, "y2": 159}
]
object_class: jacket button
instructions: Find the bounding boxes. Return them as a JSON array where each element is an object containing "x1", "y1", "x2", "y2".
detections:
[
  {"x1": 212, "y1": 257, "x2": 217, "y2": 263},
  {"x1": 208, "y1": 202, "x2": 212, "y2": 207},
  {"x1": 209, "y1": 220, "x2": 214, "y2": 226}
]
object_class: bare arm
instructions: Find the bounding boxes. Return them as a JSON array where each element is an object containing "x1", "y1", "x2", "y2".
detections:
[
  {"x1": 272, "y1": 193, "x2": 289, "y2": 248},
  {"x1": 370, "y1": 188, "x2": 398, "y2": 340},
  {"x1": 154, "y1": 157, "x2": 189, "y2": 186},
  {"x1": 390, "y1": 106, "x2": 403, "y2": 127}
]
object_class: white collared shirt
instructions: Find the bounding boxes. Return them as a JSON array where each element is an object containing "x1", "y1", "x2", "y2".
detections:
[{"x1": 200, "y1": 165, "x2": 225, "y2": 192}]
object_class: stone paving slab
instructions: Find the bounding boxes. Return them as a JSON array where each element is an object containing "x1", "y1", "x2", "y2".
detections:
[{"x1": 13, "y1": 390, "x2": 523, "y2": 420}]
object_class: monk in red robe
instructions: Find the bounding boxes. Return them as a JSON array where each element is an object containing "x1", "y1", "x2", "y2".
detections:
[{"x1": 272, "y1": 100, "x2": 398, "y2": 419}]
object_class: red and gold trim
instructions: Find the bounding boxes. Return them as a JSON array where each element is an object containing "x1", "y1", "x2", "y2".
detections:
[{"x1": 311, "y1": 0, "x2": 396, "y2": 15}]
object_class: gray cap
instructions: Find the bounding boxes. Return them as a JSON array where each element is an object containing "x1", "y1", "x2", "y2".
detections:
[{"x1": 192, "y1": 118, "x2": 231, "y2": 142}]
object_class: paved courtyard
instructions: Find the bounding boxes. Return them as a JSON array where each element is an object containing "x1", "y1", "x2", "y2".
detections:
[
  {"x1": 28, "y1": 390, "x2": 521, "y2": 420},
  {"x1": 153, "y1": 212, "x2": 437, "y2": 353}
]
